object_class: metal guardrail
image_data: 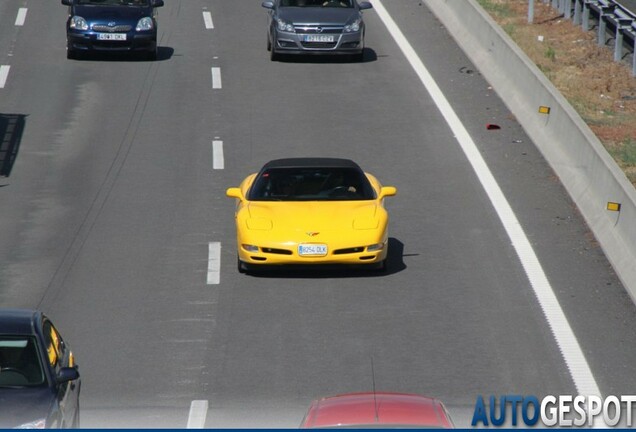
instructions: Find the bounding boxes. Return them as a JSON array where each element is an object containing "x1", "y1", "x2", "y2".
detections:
[{"x1": 536, "y1": 0, "x2": 636, "y2": 75}]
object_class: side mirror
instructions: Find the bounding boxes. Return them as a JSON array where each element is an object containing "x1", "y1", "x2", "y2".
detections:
[
  {"x1": 262, "y1": 1, "x2": 275, "y2": 9},
  {"x1": 359, "y1": 1, "x2": 373, "y2": 10},
  {"x1": 226, "y1": 187, "x2": 244, "y2": 200},
  {"x1": 61, "y1": 0, "x2": 72, "y2": 5},
  {"x1": 151, "y1": 0, "x2": 165, "y2": 6},
  {"x1": 56, "y1": 367, "x2": 80, "y2": 385},
  {"x1": 379, "y1": 186, "x2": 397, "y2": 199}
]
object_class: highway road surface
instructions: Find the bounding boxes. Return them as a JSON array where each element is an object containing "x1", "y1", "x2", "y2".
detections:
[{"x1": 1, "y1": 0, "x2": 636, "y2": 427}]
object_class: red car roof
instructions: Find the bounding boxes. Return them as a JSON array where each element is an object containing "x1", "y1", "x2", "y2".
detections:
[{"x1": 301, "y1": 392, "x2": 454, "y2": 428}]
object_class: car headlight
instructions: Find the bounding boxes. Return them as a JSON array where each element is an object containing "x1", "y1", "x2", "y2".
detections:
[
  {"x1": 276, "y1": 18, "x2": 295, "y2": 32},
  {"x1": 69, "y1": 16, "x2": 88, "y2": 31},
  {"x1": 344, "y1": 18, "x2": 362, "y2": 32},
  {"x1": 366, "y1": 242, "x2": 385, "y2": 252},
  {"x1": 242, "y1": 244, "x2": 260, "y2": 253},
  {"x1": 136, "y1": 17, "x2": 154, "y2": 31},
  {"x1": 14, "y1": 418, "x2": 46, "y2": 429}
]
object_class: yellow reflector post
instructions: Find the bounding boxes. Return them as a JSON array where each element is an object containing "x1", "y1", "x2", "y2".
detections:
[
  {"x1": 539, "y1": 106, "x2": 551, "y2": 114},
  {"x1": 607, "y1": 202, "x2": 621, "y2": 212}
]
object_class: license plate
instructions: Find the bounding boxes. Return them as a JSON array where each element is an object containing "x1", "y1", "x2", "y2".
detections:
[
  {"x1": 298, "y1": 244, "x2": 328, "y2": 256},
  {"x1": 304, "y1": 34, "x2": 334, "y2": 43},
  {"x1": 97, "y1": 33, "x2": 127, "y2": 41}
]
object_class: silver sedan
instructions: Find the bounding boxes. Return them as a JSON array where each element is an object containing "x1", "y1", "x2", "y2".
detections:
[{"x1": 262, "y1": 0, "x2": 373, "y2": 61}]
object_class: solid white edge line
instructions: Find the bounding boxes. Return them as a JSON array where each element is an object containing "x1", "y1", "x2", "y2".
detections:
[
  {"x1": 15, "y1": 8, "x2": 28, "y2": 26},
  {"x1": 203, "y1": 11, "x2": 214, "y2": 29},
  {"x1": 372, "y1": 0, "x2": 602, "y2": 398},
  {"x1": 211, "y1": 67, "x2": 222, "y2": 89},
  {"x1": 0, "y1": 66, "x2": 10, "y2": 88},
  {"x1": 207, "y1": 242, "x2": 221, "y2": 285},
  {"x1": 212, "y1": 140, "x2": 224, "y2": 170},
  {"x1": 187, "y1": 400, "x2": 208, "y2": 429}
]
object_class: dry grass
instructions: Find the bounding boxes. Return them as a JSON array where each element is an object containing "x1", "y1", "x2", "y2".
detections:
[{"x1": 478, "y1": 0, "x2": 636, "y2": 184}]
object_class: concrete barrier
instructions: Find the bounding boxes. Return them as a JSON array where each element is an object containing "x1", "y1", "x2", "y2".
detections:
[{"x1": 424, "y1": 0, "x2": 636, "y2": 301}]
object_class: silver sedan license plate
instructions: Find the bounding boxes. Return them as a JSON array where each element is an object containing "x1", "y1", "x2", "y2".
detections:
[
  {"x1": 304, "y1": 34, "x2": 334, "y2": 43},
  {"x1": 97, "y1": 33, "x2": 127, "y2": 41},
  {"x1": 298, "y1": 244, "x2": 327, "y2": 256}
]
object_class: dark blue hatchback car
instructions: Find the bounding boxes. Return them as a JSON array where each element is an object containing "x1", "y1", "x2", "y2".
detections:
[
  {"x1": 0, "y1": 309, "x2": 80, "y2": 429},
  {"x1": 62, "y1": 0, "x2": 165, "y2": 60}
]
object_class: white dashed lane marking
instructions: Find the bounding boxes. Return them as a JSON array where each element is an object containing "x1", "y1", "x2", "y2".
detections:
[
  {"x1": 187, "y1": 400, "x2": 208, "y2": 428},
  {"x1": 15, "y1": 8, "x2": 28, "y2": 26},
  {"x1": 207, "y1": 242, "x2": 221, "y2": 285},
  {"x1": 0, "y1": 66, "x2": 10, "y2": 88},
  {"x1": 211, "y1": 67, "x2": 222, "y2": 89},
  {"x1": 203, "y1": 11, "x2": 214, "y2": 29},
  {"x1": 212, "y1": 140, "x2": 224, "y2": 170}
]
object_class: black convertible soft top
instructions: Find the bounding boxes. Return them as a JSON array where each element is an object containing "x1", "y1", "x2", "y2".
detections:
[{"x1": 261, "y1": 158, "x2": 362, "y2": 170}]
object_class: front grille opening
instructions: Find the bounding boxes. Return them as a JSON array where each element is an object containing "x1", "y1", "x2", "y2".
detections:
[
  {"x1": 333, "y1": 247, "x2": 364, "y2": 255},
  {"x1": 262, "y1": 248, "x2": 293, "y2": 255},
  {"x1": 301, "y1": 42, "x2": 338, "y2": 49},
  {"x1": 92, "y1": 25, "x2": 132, "y2": 32},
  {"x1": 251, "y1": 256, "x2": 267, "y2": 261},
  {"x1": 295, "y1": 26, "x2": 343, "y2": 34}
]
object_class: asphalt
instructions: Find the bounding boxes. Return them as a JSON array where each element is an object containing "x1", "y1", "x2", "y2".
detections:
[{"x1": 1, "y1": 0, "x2": 636, "y2": 428}]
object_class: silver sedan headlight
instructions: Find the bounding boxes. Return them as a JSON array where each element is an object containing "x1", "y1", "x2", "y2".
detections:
[
  {"x1": 344, "y1": 18, "x2": 362, "y2": 32},
  {"x1": 69, "y1": 16, "x2": 88, "y2": 30},
  {"x1": 136, "y1": 17, "x2": 154, "y2": 31},
  {"x1": 276, "y1": 18, "x2": 295, "y2": 32}
]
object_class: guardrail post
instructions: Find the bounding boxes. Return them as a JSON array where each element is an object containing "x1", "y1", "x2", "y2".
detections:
[
  {"x1": 633, "y1": 35, "x2": 636, "y2": 76},
  {"x1": 615, "y1": 26, "x2": 624, "y2": 61},
  {"x1": 598, "y1": 10, "x2": 608, "y2": 45},
  {"x1": 529, "y1": 0, "x2": 535, "y2": 23},
  {"x1": 583, "y1": 1, "x2": 591, "y2": 31},
  {"x1": 565, "y1": 0, "x2": 573, "y2": 19},
  {"x1": 573, "y1": 0, "x2": 582, "y2": 25}
]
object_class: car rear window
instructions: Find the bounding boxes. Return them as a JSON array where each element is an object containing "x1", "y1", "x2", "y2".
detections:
[{"x1": 248, "y1": 167, "x2": 375, "y2": 201}]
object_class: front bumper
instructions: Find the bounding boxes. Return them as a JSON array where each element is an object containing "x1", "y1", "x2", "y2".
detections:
[
  {"x1": 67, "y1": 31, "x2": 157, "y2": 53},
  {"x1": 236, "y1": 233, "x2": 388, "y2": 266},
  {"x1": 272, "y1": 29, "x2": 364, "y2": 55}
]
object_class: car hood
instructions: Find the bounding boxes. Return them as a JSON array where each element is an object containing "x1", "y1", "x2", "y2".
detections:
[
  {"x1": 0, "y1": 387, "x2": 53, "y2": 428},
  {"x1": 277, "y1": 7, "x2": 359, "y2": 25},
  {"x1": 245, "y1": 201, "x2": 380, "y2": 232},
  {"x1": 72, "y1": 5, "x2": 151, "y2": 22}
]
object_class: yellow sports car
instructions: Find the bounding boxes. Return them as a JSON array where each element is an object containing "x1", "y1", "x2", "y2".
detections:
[{"x1": 226, "y1": 158, "x2": 397, "y2": 273}]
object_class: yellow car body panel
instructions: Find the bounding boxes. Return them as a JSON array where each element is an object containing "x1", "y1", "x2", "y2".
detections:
[{"x1": 228, "y1": 169, "x2": 396, "y2": 268}]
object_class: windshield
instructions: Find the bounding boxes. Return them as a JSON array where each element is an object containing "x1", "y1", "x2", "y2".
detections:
[
  {"x1": 77, "y1": 0, "x2": 150, "y2": 6},
  {"x1": 281, "y1": 0, "x2": 353, "y2": 7},
  {"x1": 0, "y1": 336, "x2": 45, "y2": 387},
  {"x1": 248, "y1": 167, "x2": 375, "y2": 201}
]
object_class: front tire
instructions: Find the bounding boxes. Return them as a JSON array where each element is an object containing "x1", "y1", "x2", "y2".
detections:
[
  {"x1": 238, "y1": 257, "x2": 247, "y2": 274},
  {"x1": 146, "y1": 49, "x2": 157, "y2": 61},
  {"x1": 270, "y1": 46, "x2": 279, "y2": 61},
  {"x1": 351, "y1": 51, "x2": 364, "y2": 62},
  {"x1": 369, "y1": 259, "x2": 387, "y2": 273}
]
